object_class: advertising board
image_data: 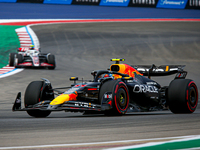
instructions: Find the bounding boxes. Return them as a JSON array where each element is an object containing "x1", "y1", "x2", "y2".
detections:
[
  {"x1": 99, "y1": 0, "x2": 130, "y2": 6},
  {"x1": 156, "y1": 0, "x2": 188, "y2": 8},
  {"x1": 17, "y1": 0, "x2": 43, "y2": 2},
  {"x1": 0, "y1": 0, "x2": 16, "y2": 2},
  {"x1": 185, "y1": 0, "x2": 200, "y2": 9},
  {"x1": 43, "y1": 0, "x2": 72, "y2": 4},
  {"x1": 72, "y1": 0, "x2": 100, "y2": 5},
  {"x1": 129, "y1": 0, "x2": 158, "y2": 7}
]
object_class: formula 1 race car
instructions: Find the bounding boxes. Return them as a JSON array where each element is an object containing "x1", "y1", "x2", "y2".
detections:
[
  {"x1": 12, "y1": 58, "x2": 198, "y2": 117},
  {"x1": 9, "y1": 47, "x2": 56, "y2": 69}
]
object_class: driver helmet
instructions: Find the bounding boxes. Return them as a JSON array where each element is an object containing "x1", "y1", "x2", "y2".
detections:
[
  {"x1": 112, "y1": 74, "x2": 122, "y2": 80},
  {"x1": 29, "y1": 45, "x2": 34, "y2": 50},
  {"x1": 102, "y1": 74, "x2": 112, "y2": 78},
  {"x1": 97, "y1": 73, "x2": 113, "y2": 82}
]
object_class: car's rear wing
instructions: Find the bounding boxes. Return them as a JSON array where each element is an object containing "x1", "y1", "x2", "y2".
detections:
[{"x1": 132, "y1": 64, "x2": 187, "y2": 79}]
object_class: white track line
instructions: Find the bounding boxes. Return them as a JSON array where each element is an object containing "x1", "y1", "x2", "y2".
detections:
[
  {"x1": 0, "y1": 68, "x2": 24, "y2": 78},
  {"x1": 0, "y1": 135, "x2": 199, "y2": 150}
]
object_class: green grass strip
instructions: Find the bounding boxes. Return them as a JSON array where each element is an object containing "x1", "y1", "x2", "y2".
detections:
[
  {"x1": 0, "y1": 25, "x2": 23, "y2": 68},
  {"x1": 126, "y1": 138, "x2": 200, "y2": 150}
]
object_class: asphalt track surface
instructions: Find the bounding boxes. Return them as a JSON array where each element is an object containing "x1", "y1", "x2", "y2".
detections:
[{"x1": 0, "y1": 21, "x2": 200, "y2": 149}]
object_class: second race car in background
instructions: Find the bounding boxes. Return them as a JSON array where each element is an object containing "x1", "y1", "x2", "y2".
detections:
[{"x1": 9, "y1": 46, "x2": 56, "y2": 70}]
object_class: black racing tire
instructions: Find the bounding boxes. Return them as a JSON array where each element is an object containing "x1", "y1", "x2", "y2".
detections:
[
  {"x1": 9, "y1": 53, "x2": 16, "y2": 66},
  {"x1": 15, "y1": 54, "x2": 23, "y2": 68},
  {"x1": 168, "y1": 79, "x2": 198, "y2": 114},
  {"x1": 24, "y1": 81, "x2": 51, "y2": 117},
  {"x1": 99, "y1": 80, "x2": 129, "y2": 115},
  {"x1": 17, "y1": 54, "x2": 23, "y2": 63},
  {"x1": 47, "y1": 54, "x2": 56, "y2": 70}
]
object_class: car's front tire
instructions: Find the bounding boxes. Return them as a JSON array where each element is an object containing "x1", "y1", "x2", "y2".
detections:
[
  {"x1": 99, "y1": 80, "x2": 129, "y2": 115},
  {"x1": 168, "y1": 79, "x2": 198, "y2": 113},
  {"x1": 14, "y1": 54, "x2": 23, "y2": 67},
  {"x1": 24, "y1": 81, "x2": 51, "y2": 117},
  {"x1": 9, "y1": 53, "x2": 16, "y2": 66}
]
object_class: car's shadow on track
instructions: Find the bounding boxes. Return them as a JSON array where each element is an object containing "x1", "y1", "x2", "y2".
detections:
[
  {"x1": 0, "y1": 109, "x2": 173, "y2": 119},
  {"x1": 5, "y1": 108, "x2": 200, "y2": 119},
  {"x1": 7, "y1": 108, "x2": 200, "y2": 119},
  {"x1": 47, "y1": 111, "x2": 173, "y2": 118}
]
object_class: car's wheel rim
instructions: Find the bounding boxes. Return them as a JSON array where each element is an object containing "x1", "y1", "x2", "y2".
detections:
[
  {"x1": 189, "y1": 87, "x2": 197, "y2": 107},
  {"x1": 117, "y1": 88, "x2": 127, "y2": 109}
]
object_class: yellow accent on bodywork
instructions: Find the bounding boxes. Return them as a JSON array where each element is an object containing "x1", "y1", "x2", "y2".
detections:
[
  {"x1": 165, "y1": 66, "x2": 169, "y2": 71},
  {"x1": 111, "y1": 58, "x2": 125, "y2": 62},
  {"x1": 50, "y1": 94, "x2": 69, "y2": 105},
  {"x1": 123, "y1": 77, "x2": 132, "y2": 79}
]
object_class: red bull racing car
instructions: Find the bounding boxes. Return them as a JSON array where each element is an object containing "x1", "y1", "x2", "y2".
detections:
[
  {"x1": 9, "y1": 47, "x2": 56, "y2": 69},
  {"x1": 12, "y1": 58, "x2": 198, "y2": 117}
]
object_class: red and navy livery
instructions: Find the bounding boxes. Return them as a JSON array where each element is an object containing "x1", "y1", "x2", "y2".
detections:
[{"x1": 12, "y1": 58, "x2": 198, "y2": 117}]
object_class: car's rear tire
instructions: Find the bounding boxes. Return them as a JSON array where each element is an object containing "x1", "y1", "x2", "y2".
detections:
[
  {"x1": 168, "y1": 79, "x2": 198, "y2": 113},
  {"x1": 9, "y1": 53, "x2": 16, "y2": 66},
  {"x1": 24, "y1": 81, "x2": 51, "y2": 117},
  {"x1": 99, "y1": 80, "x2": 129, "y2": 115},
  {"x1": 47, "y1": 54, "x2": 56, "y2": 70},
  {"x1": 17, "y1": 54, "x2": 23, "y2": 63}
]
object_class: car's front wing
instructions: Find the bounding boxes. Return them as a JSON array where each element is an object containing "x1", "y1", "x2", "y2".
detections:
[
  {"x1": 12, "y1": 92, "x2": 110, "y2": 112},
  {"x1": 16, "y1": 62, "x2": 53, "y2": 68}
]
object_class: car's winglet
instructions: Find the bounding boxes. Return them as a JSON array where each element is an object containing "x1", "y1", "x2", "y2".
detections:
[{"x1": 12, "y1": 92, "x2": 21, "y2": 111}]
